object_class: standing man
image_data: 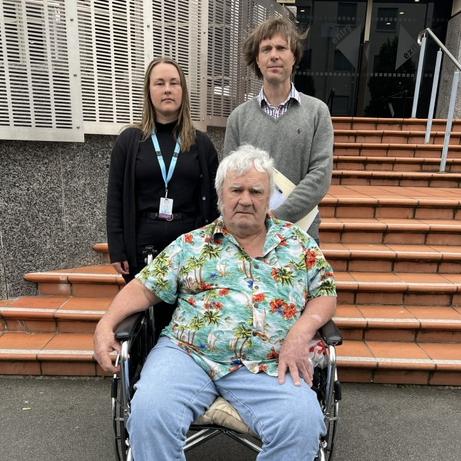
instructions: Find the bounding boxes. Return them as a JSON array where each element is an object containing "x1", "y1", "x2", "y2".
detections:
[{"x1": 224, "y1": 16, "x2": 334, "y2": 243}]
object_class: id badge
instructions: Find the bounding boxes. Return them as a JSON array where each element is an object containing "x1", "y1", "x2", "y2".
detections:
[{"x1": 158, "y1": 197, "x2": 174, "y2": 220}]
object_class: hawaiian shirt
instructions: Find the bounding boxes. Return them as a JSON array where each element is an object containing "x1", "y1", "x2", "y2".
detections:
[{"x1": 136, "y1": 216, "x2": 336, "y2": 380}]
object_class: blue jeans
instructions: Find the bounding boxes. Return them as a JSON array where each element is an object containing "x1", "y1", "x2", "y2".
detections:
[{"x1": 127, "y1": 337, "x2": 325, "y2": 461}]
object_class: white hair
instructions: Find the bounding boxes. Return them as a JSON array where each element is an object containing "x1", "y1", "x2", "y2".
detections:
[{"x1": 215, "y1": 144, "x2": 274, "y2": 213}]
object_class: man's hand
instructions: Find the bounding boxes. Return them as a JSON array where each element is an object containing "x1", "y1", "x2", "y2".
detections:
[
  {"x1": 278, "y1": 329, "x2": 314, "y2": 386},
  {"x1": 278, "y1": 296, "x2": 336, "y2": 386},
  {"x1": 94, "y1": 321, "x2": 120, "y2": 373}
]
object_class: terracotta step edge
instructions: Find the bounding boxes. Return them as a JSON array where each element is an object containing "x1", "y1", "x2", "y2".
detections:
[
  {"x1": 334, "y1": 142, "x2": 461, "y2": 150},
  {"x1": 335, "y1": 278, "x2": 459, "y2": 293},
  {"x1": 0, "y1": 306, "x2": 105, "y2": 321},
  {"x1": 321, "y1": 196, "x2": 461, "y2": 207},
  {"x1": 334, "y1": 155, "x2": 461, "y2": 164},
  {"x1": 93, "y1": 243, "x2": 108, "y2": 253},
  {"x1": 336, "y1": 355, "x2": 439, "y2": 371},
  {"x1": 334, "y1": 129, "x2": 461, "y2": 136},
  {"x1": 325, "y1": 248, "x2": 461, "y2": 261},
  {"x1": 334, "y1": 316, "x2": 461, "y2": 330},
  {"x1": 24, "y1": 272, "x2": 124, "y2": 285},
  {"x1": 332, "y1": 170, "x2": 461, "y2": 179}
]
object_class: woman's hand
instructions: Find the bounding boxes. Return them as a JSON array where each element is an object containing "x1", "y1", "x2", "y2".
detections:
[{"x1": 112, "y1": 260, "x2": 129, "y2": 275}]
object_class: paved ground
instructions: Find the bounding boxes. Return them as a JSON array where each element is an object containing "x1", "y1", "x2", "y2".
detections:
[{"x1": 0, "y1": 376, "x2": 460, "y2": 461}]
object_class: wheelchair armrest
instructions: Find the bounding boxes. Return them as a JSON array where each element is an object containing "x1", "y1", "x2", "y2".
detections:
[
  {"x1": 115, "y1": 312, "x2": 145, "y2": 342},
  {"x1": 319, "y1": 319, "x2": 343, "y2": 346}
]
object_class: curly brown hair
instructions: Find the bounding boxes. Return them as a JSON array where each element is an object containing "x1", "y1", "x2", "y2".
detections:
[{"x1": 243, "y1": 16, "x2": 307, "y2": 80}]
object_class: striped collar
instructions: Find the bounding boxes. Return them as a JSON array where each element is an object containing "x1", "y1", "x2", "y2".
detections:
[{"x1": 256, "y1": 83, "x2": 301, "y2": 108}]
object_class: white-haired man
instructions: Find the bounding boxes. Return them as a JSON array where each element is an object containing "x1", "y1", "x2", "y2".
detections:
[{"x1": 94, "y1": 144, "x2": 336, "y2": 461}]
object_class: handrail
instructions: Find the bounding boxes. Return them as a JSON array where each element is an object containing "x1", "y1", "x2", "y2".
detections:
[
  {"x1": 417, "y1": 28, "x2": 461, "y2": 71},
  {"x1": 412, "y1": 27, "x2": 460, "y2": 172}
]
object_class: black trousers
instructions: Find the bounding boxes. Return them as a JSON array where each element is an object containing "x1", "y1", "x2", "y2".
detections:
[{"x1": 122, "y1": 215, "x2": 198, "y2": 334}]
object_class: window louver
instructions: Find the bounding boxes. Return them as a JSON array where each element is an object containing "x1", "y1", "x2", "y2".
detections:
[{"x1": 0, "y1": 0, "x2": 287, "y2": 141}]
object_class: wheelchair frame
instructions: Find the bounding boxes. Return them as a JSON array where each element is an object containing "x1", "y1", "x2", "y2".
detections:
[{"x1": 112, "y1": 310, "x2": 342, "y2": 461}]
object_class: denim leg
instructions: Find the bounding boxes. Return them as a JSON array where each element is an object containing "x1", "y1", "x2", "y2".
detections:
[
  {"x1": 127, "y1": 337, "x2": 218, "y2": 461},
  {"x1": 216, "y1": 368, "x2": 325, "y2": 461}
]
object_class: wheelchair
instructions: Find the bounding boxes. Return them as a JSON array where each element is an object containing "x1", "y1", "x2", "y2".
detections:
[{"x1": 111, "y1": 303, "x2": 342, "y2": 461}]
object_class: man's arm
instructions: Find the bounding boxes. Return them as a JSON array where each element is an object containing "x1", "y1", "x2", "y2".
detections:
[
  {"x1": 223, "y1": 110, "x2": 240, "y2": 156},
  {"x1": 278, "y1": 295, "x2": 336, "y2": 386},
  {"x1": 93, "y1": 279, "x2": 161, "y2": 372},
  {"x1": 274, "y1": 103, "x2": 333, "y2": 223}
]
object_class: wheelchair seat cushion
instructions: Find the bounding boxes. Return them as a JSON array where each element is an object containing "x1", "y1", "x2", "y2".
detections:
[{"x1": 194, "y1": 397, "x2": 257, "y2": 436}]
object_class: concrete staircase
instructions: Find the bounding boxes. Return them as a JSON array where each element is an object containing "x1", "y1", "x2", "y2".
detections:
[{"x1": 1, "y1": 117, "x2": 461, "y2": 384}]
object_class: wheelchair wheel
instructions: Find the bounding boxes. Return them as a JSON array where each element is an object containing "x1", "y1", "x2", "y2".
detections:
[
  {"x1": 112, "y1": 362, "x2": 131, "y2": 460},
  {"x1": 321, "y1": 372, "x2": 341, "y2": 461}
]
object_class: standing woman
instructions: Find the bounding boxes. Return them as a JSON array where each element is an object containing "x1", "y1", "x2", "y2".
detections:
[{"x1": 106, "y1": 57, "x2": 219, "y2": 326}]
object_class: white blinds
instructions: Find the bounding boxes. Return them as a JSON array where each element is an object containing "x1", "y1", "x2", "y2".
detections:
[
  {"x1": 0, "y1": 0, "x2": 286, "y2": 141},
  {"x1": 0, "y1": 0, "x2": 83, "y2": 141}
]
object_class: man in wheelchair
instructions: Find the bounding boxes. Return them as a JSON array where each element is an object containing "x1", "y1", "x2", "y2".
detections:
[{"x1": 94, "y1": 145, "x2": 337, "y2": 461}]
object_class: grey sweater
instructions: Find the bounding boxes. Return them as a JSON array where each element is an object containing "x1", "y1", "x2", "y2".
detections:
[{"x1": 223, "y1": 93, "x2": 334, "y2": 241}]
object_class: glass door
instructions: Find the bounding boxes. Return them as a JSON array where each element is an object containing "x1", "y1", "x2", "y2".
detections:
[{"x1": 294, "y1": 1, "x2": 368, "y2": 115}]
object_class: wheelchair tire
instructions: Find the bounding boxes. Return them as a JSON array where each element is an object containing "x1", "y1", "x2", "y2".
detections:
[
  {"x1": 322, "y1": 379, "x2": 340, "y2": 461},
  {"x1": 112, "y1": 374, "x2": 131, "y2": 461}
]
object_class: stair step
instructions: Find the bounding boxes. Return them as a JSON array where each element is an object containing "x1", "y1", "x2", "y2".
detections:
[
  {"x1": 337, "y1": 339, "x2": 461, "y2": 385},
  {"x1": 0, "y1": 331, "x2": 104, "y2": 376},
  {"x1": 333, "y1": 155, "x2": 461, "y2": 173},
  {"x1": 24, "y1": 265, "x2": 124, "y2": 296},
  {"x1": 334, "y1": 142, "x2": 461, "y2": 159},
  {"x1": 320, "y1": 218, "x2": 461, "y2": 246},
  {"x1": 323, "y1": 243, "x2": 461, "y2": 274},
  {"x1": 332, "y1": 170, "x2": 461, "y2": 187},
  {"x1": 322, "y1": 185, "x2": 461, "y2": 221},
  {"x1": 335, "y1": 270, "x2": 461, "y2": 307},
  {"x1": 332, "y1": 116, "x2": 461, "y2": 132},
  {"x1": 335, "y1": 304, "x2": 461, "y2": 343},
  {"x1": 0, "y1": 296, "x2": 111, "y2": 334},
  {"x1": 334, "y1": 129, "x2": 461, "y2": 145}
]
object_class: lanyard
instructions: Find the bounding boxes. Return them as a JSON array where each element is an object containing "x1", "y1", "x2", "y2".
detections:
[{"x1": 151, "y1": 133, "x2": 181, "y2": 197}]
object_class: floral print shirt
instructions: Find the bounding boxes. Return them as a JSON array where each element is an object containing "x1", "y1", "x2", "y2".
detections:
[{"x1": 136, "y1": 216, "x2": 336, "y2": 380}]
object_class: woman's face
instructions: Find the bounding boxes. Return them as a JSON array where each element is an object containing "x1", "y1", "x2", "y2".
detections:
[{"x1": 149, "y1": 62, "x2": 183, "y2": 123}]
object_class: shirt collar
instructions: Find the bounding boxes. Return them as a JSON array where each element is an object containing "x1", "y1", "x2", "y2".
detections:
[
  {"x1": 212, "y1": 215, "x2": 292, "y2": 256},
  {"x1": 256, "y1": 83, "x2": 301, "y2": 108}
]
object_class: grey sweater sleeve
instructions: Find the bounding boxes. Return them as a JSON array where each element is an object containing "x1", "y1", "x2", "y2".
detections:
[
  {"x1": 274, "y1": 101, "x2": 333, "y2": 224},
  {"x1": 223, "y1": 109, "x2": 239, "y2": 156}
]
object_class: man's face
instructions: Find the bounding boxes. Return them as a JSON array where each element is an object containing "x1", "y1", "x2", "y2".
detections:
[
  {"x1": 221, "y1": 167, "x2": 270, "y2": 236},
  {"x1": 256, "y1": 33, "x2": 295, "y2": 85}
]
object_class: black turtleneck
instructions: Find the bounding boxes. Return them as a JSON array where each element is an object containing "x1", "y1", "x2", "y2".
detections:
[{"x1": 135, "y1": 121, "x2": 200, "y2": 215}]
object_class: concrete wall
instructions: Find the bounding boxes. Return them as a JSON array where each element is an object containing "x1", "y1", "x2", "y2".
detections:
[
  {"x1": 0, "y1": 128, "x2": 225, "y2": 298},
  {"x1": 436, "y1": 8, "x2": 461, "y2": 118}
]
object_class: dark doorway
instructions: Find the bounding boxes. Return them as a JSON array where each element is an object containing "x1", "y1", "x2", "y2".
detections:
[{"x1": 294, "y1": 0, "x2": 453, "y2": 116}]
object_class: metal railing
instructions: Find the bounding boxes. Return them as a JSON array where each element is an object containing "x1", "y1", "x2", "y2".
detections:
[{"x1": 412, "y1": 27, "x2": 461, "y2": 172}]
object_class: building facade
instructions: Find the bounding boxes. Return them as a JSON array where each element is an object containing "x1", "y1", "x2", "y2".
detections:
[{"x1": 1, "y1": 0, "x2": 460, "y2": 297}]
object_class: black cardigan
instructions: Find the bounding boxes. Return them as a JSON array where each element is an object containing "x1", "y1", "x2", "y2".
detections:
[{"x1": 106, "y1": 127, "x2": 219, "y2": 269}]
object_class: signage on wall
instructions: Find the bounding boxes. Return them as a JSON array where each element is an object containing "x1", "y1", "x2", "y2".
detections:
[{"x1": 396, "y1": 25, "x2": 419, "y2": 70}]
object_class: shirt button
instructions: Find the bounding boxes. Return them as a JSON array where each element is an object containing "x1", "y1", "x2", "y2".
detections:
[{"x1": 253, "y1": 263, "x2": 259, "y2": 269}]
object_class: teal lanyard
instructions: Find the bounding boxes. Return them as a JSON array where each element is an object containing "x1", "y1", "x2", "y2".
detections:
[{"x1": 151, "y1": 133, "x2": 181, "y2": 196}]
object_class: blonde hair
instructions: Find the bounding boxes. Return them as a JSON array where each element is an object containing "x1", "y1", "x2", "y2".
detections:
[{"x1": 134, "y1": 57, "x2": 196, "y2": 152}]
